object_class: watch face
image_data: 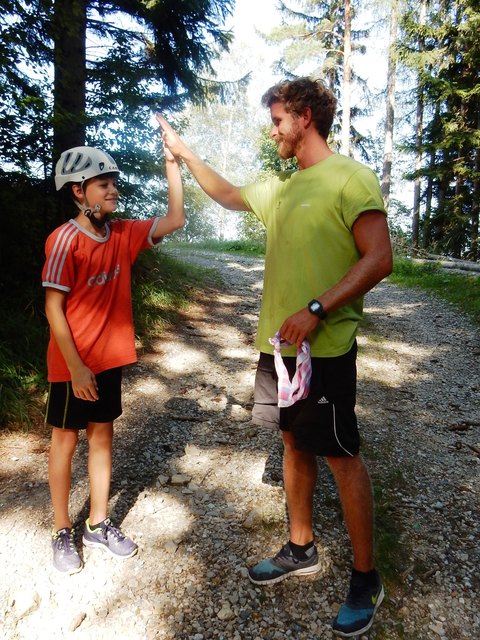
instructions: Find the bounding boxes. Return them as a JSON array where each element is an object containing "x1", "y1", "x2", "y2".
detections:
[{"x1": 310, "y1": 301, "x2": 320, "y2": 312}]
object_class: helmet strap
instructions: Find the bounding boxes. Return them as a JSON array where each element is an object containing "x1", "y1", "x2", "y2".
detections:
[{"x1": 74, "y1": 187, "x2": 108, "y2": 229}]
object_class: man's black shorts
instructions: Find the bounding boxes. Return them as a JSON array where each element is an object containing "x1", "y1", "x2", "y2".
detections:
[
  {"x1": 45, "y1": 367, "x2": 123, "y2": 430},
  {"x1": 252, "y1": 343, "x2": 359, "y2": 457}
]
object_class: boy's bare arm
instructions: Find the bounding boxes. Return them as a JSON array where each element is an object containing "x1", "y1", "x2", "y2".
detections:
[
  {"x1": 152, "y1": 150, "x2": 185, "y2": 239},
  {"x1": 45, "y1": 288, "x2": 99, "y2": 401},
  {"x1": 155, "y1": 113, "x2": 247, "y2": 212}
]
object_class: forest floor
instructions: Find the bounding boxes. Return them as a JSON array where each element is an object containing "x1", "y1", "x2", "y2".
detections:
[{"x1": 0, "y1": 249, "x2": 479, "y2": 640}]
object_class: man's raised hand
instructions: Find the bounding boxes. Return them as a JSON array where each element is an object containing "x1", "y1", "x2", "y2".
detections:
[{"x1": 155, "y1": 113, "x2": 185, "y2": 160}]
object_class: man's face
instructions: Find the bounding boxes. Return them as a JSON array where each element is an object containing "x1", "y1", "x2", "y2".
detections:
[{"x1": 269, "y1": 101, "x2": 303, "y2": 160}]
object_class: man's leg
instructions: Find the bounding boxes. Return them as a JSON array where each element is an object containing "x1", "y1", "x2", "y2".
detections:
[
  {"x1": 247, "y1": 430, "x2": 321, "y2": 585},
  {"x1": 282, "y1": 430, "x2": 318, "y2": 545},
  {"x1": 49, "y1": 427, "x2": 79, "y2": 531},
  {"x1": 325, "y1": 453, "x2": 374, "y2": 571},
  {"x1": 327, "y1": 453, "x2": 383, "y2": 637},
  {"x1": 86, "y1": 421, "x2": 113, "y2": 525}
]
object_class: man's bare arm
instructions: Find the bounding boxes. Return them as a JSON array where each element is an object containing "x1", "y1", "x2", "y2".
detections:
[
  {"x1": 280, "y1": 212, "x2": 393, "y2": 347},
  {"x1": 155, "y1": 114, "x2": 247, "y2": 212}
]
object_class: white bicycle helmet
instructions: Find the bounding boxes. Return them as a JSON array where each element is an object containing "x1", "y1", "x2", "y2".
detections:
[{"x1": 55, "y1": 146, "x2": 120, "y2": 191}]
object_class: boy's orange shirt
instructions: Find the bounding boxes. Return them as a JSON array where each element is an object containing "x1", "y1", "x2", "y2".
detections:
[{"x1": 42, "y1": 217, "x2": 161, "y2": 382}]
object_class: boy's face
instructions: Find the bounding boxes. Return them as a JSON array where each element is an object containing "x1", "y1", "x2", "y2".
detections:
[{"x1": 78, "y1": 174, "x2": 119, "y2": 215}]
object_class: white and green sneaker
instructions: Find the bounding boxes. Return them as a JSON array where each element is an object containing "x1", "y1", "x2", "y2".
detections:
[
  {"x1": 83, "y1": 518, "x2": 138, "y2": 558},
  {"x1": 51, "y1": 527, "x2": 83, "y2": 574}
]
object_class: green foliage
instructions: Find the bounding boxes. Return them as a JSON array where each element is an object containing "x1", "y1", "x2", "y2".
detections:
[
  {"x1": 131, "y1": 250, "x2": 213, "y2": 350},
  {"x1": 398, "y1": 0, "x2": 480, "y2": 259},
  {"x1": 262, "y1": 0, "x2": 371, "y2": 155},
  {"x1": 390, "y1": 256, "x2": 480, "y2": 326},
  {"x1": 0, "y1": 0, "x2": 242, "y2": 428},
  {"x1": 0, "y1": 279, "x2": 48, "y2": 428},
  {"x1": 264, "y1": 0, "x2": 350, "y2": 89}
]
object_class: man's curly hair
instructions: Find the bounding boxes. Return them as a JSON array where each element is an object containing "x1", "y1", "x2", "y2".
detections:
[{"x1": 261, "y1": 77, "x2": 337, "y2": 139}]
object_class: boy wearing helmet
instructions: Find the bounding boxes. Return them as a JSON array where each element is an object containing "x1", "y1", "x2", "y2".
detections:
[{"x1": 43, "y1": 142, "x2": 184, "y2": 574}]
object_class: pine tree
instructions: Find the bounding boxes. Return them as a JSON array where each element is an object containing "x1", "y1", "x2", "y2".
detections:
[
  {"x1": 398, "y1": 0, "x2": 479, "y2": 258},
  {"x1": 262, "y1": 0, "x2": 369, "y2": 155}
]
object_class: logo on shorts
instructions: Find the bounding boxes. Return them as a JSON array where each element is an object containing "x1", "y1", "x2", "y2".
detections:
[{"x1": 317, "y1": 396, "x2": 329, "y2": 404}]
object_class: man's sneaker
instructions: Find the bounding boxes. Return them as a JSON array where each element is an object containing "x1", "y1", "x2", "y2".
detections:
[
  {"x1": 248, "y1": 542, "x2": 321, "y2": 585},
  {"x1": 82, "y1": 518, "x2": 138, "y2": 558},
  {"x1": 51, "y1": 527, "x2": 83, "y2": 574},
  {"x1": 332, "y1": 570, "x2": 384, "y2": 637}
]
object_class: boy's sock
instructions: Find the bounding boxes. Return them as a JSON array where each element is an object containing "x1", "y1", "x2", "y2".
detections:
[{"x1": 288, "y1": 540, "x2": 315, "y2": 560}]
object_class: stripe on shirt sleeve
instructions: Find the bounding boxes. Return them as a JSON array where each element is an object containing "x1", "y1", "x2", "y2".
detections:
[{"x1": 44, "y1": 222, "x2": 79, "y2": 287}]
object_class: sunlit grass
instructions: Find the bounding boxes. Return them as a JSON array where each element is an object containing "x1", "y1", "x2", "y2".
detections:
[
  {"x1": 172, "y1": 242, "x2": 479, "y2": 326},
  {"x1": 170, "y1": 238, "x2": 266, "y2": 256},
  {"x1": 390, "y1": 256, "x2": 480, "y2": 326},
  {"x1": 131, "y1": 249, "x2": 220, "y2": 351},
  {"x1": 0, "y1": 290, "x2": 47, "y2": 428}
]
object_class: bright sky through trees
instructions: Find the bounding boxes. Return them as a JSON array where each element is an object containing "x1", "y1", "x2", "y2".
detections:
[{"x1": 222, "y1": 0, "x2": 390, "y2": 135}]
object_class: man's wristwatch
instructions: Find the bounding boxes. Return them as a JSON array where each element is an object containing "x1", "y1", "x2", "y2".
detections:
[{"x1": 307, "y1": 299, "x2": 328, "y2": 320}]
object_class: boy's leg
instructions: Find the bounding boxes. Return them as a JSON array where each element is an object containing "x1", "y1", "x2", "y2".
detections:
[
  {"x1": 86, "y1": 421, "x2": 113, "y2": 525},
  {"x1": 49, "y1": 427, "x2": 79, "y2": 530},
  {"x1": 325, "y1": 453, "x2": 374, "y2": 571},
  {"x1": 83, "y1": 420, "x2": 137, "y2": 558}
]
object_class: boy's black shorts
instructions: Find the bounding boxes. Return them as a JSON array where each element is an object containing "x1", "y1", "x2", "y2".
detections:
[
  {"x1": 45, "y1": 367, "x2": 123, "y2": 430},
  {"x1": 252, "y1": 343, "x2": 359, "y2": 457}
]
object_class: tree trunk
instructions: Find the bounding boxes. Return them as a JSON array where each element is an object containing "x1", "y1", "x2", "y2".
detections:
[
  {"x1": 341, "y1": 0, "x2": 352, "y2": 157},
  {"x1": 217, "y1": 111, "x2": 233, "y2": 241},
  {"x1": 422, "y1": 150, "x2": 435, "y2": 250},
  {"x1": 412, "y1": 0, "x2": 427, "y2": 247},
  {"x1": 381, "y1": 0, "x2": 398, "y2": 210},
  {"x1": 53, "y1": 0, "x2": 87, "y2": 161},
  {"x1": 471, "y1": 113, "x2": 480, "y2": 261}
]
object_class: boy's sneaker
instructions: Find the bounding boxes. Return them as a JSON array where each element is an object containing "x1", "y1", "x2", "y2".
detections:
[
  {"x1": 248, "y1": 542, "x2": 321, "y2": 585},
  {"x1": 82, "y1": 518, "x2": 138, "y2": 558},
  {"x1": 51, "y1": 527, "x2": 83, "y2": 574},
  {"x1": 332, "y1": 570, "x2": 384, "y2": 637}
]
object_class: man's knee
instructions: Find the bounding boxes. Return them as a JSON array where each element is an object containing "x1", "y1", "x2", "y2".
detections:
[
  {"x1": 325, "y1": 453, "x2": 365, "y2": 477},
  {"x1": 282, "y1": 431, "x2": 318, "y2": 471}
]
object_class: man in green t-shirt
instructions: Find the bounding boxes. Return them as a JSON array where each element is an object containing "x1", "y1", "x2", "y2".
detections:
[{"x1": 157, "y1": 77, "x2": 392, "y2": 638}]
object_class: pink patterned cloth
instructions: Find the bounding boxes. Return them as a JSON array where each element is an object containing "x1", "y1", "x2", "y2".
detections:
[{"x1": 269, "y1": 332, "x2": 312, "y2": 407}]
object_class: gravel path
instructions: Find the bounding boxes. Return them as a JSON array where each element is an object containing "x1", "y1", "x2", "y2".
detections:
[{"x1": 0, "y1": 249, "x2": 479, "y2": 640}]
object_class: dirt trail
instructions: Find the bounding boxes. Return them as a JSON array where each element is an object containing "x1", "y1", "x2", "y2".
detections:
[{"x1": 0, "y1": 249, "x2": 479, "y2": 640}]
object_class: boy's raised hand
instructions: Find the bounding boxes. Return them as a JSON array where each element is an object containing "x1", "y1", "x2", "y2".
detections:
[{"x1": 162, "y1": 142, "x2": 176, "y2": 163}]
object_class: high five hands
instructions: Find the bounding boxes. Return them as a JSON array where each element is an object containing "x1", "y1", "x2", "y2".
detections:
[{"x1": 156, "y1": 113, "x2": 185, "y2": 162}]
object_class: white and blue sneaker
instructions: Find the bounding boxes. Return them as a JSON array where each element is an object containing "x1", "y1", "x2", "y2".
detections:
[{"x1": 248, "y1": 542, "x2": 321, "y2": 585}]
